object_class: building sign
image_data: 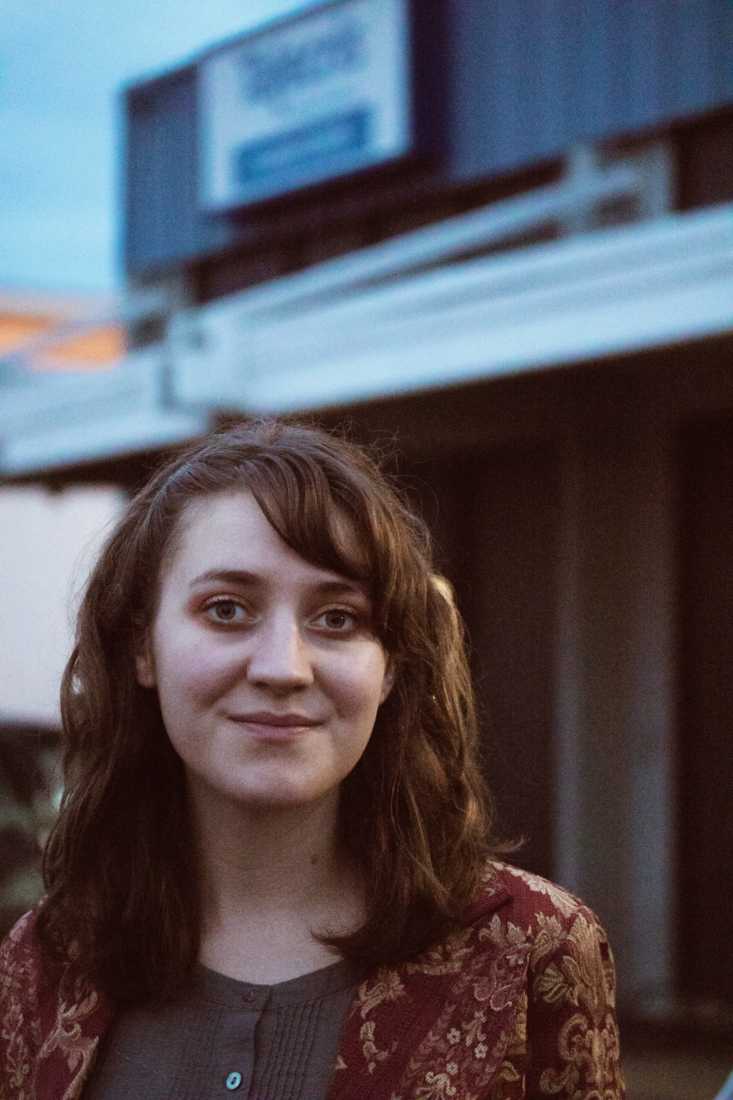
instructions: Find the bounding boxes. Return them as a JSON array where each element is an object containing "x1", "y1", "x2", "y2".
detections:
[{"x1": 199, "y1": 0, "x2": 413, "y2": 210}]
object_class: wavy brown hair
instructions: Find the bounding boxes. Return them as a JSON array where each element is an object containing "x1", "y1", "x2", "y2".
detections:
[{"x1": 38, "y1": 420, "x2": 497, "y2": 1002}]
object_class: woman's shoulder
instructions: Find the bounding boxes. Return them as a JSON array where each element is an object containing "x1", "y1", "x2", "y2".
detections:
[
  {"x1": 467, "y1": 859, "x2": 618, "y2": 1005},
  {"x1": 1, "y1": 908, "x2": 47, "y2": 1090},
  {"x1": 0, "y1": 905, "x2": 62, "y2": 1032},
  {"x1": 1, "y1": 907, "x2": 44, "y2": 985},
  {"x1": 465, "y1": 863, "x2": 623, "y2": 1093},
  {"x1": 465, "y1": 860, "x2": 616, "y2": 976},
  {"x1": 2, "y1": 903, "x2": 95, "y2": 1020},
  {"x1": 1, "y1": 906, "x2": 115, "y2": 1099},
  {"x1": 474, "y1": 859, "x2": 603, "y2": 925}
]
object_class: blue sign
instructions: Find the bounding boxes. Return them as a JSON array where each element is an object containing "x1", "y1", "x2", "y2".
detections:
[{"x1": 233, "y1": 108, "x2": 371, "y2": 185}]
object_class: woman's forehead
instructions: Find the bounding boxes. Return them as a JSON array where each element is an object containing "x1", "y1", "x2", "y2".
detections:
[{"x1": 163, "y1": 489, "x2": 369, "y2": 583}]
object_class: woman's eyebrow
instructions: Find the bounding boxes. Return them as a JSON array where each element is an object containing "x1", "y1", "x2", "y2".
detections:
[
  {"x1": 189, "y1": 569, "x2": 259, "y2": 588},
  {"x1": 311, "y1": 579, "x2": 369, "y2": 600},
  {"x1": 188, "y1": 570, "x2": 367, "y2": 599}
]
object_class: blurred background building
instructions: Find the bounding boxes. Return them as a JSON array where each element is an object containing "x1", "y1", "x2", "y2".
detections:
[{"x1": 2, "y1": 2, "x2": 732, "y2": 1096}]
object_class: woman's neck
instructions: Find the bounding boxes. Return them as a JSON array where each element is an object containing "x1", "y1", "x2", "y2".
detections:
[{"x1": 188, "y1": 785, "x2": 363, "y2": 981}]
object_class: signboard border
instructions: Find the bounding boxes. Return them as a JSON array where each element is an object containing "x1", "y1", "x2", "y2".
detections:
[{"x1": 196, "y1": 0, "x2": 438, "y2": 215}]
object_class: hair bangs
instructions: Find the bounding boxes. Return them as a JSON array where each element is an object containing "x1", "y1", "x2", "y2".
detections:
[{"x1": 244, "y1": 452, "x2": 378, "y2": 590}]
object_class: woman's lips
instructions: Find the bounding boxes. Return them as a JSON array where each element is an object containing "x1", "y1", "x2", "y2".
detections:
[
  {"x1": 226, "y1": 712, "x2": 321, "y2": 740},
  {"x1": 228, "y1": 711, "x2": 320, "y2": 726}
]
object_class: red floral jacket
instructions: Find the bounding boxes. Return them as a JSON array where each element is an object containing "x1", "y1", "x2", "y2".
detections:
[{"x1": 0, "y1": 862, "x2": 624, "y2": 1099}]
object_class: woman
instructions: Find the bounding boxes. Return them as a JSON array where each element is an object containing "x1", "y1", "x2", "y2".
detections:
[{"x1": 0, "y1": 420, "x2": 624, "y2": 1099}]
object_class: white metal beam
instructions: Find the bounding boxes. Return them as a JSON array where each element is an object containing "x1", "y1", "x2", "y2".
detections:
[
  {"x1": 169, "y1": 201, "x2": 733, "y2": 414},
  {"x1": 0, "y1": 349, "x2": 209, "y2": 475}
]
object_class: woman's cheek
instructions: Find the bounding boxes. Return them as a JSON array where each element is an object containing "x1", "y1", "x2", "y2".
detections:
[
  {"x1": 194, "y1": 644, "x2": 246, "y2": 695},
  {"x1": 164, "y1": 635, "x2": 245, "y2": 700},
  {"x1": 329, "y1": 645, "x2": 389, "y2": 715}
]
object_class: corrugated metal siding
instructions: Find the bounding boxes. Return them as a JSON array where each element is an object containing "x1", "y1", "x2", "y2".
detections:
[
  {"x1": 448, "y1": 0, "x2": 733, "y2": 180},
  {"x1": 124, "y1": 69, "x2": 231, "y2": 275},
  {"x1": 125, "y1": 72, "x2": 198, "y2": 273},
  {"x1": 124, "y1": 0, "x2": 733, "y2": 276}
]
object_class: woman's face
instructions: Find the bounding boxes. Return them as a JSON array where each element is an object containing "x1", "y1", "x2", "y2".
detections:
[{"x1": 136, "y1": 490, "x2": 393, "y2": 816}]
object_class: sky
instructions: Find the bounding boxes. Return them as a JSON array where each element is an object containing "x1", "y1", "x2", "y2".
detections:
[{"x1": 1, "y1": 0, "x2": 321, "y2": 294}]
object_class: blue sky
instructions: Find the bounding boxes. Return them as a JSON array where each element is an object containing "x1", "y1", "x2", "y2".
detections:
[{"x1": 1, "y1": 0, "x2": 320, "y2": 294}]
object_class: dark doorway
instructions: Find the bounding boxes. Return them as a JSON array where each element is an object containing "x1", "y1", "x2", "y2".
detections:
[{"x1": 397, "y1": 443, "x2": 560, "y2": 879}]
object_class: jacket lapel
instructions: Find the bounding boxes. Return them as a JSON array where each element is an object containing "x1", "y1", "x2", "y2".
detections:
[{"x1": 328, "y1": 881, "x2": 526, "y2": 1100}]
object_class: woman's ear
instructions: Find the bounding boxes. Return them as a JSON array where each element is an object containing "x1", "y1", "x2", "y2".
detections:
[
  {"x1": 135, "y1": 634, "x2": 156, "y2": 689},
  {"x1": 379, "y1": 659, "x2": 396, "y2": 704}
]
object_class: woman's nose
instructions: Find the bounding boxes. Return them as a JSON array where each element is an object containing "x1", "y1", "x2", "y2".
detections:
[{"x1": 245, "y1": 614, "x2": 314, "y2": 691}]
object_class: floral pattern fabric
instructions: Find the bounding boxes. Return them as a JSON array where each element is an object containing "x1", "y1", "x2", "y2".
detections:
[{"x1": 0, "y1": 863, "x2": 624, "y2": 1099}]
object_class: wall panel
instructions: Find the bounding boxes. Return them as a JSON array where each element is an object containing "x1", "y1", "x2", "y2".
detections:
[{"x1": 678, "y1": 417, "x2": 733, "y2": 1004}]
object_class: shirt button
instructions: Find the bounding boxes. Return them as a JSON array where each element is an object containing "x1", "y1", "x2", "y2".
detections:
[
  {"x1": 242, "y1": 991, "x2": 256, "y2": 1004},
  {"x1": 225, "y1": 1071, "x2": 243, "y2": 1090}
]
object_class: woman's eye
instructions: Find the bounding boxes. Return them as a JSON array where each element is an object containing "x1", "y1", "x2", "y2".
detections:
[
  {"x1": 204, "y1": 599, "x2": 248, "y2": 625},
  {"x1": 314, "y1": 608, "x2": 357, "y2": 632}
]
